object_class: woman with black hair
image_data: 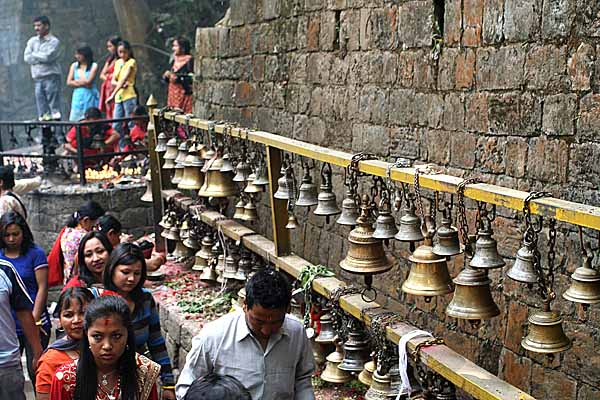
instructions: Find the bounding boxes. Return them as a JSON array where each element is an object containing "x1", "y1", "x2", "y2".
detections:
[
  {"x1": 163, "y1": 36, "x2": 193, "y2": 113},
  {"x1": 36, "y1": 287, "x2": 94, "y2": 399},
  {"x1": 103, "y1": 243, "x2": 175, "y2": 399},
  {"x1": 63, "y1": 231, "x2": 113, "y2": 290},
  {"x1": 99, "y1": 35, "x2": 122, "y2": 119},
  {"x1": 49, "y1": 295, "x2": 161, "y2": 400},
  {"x1": 0, "y1": 211, "x2": 50, "y2": 390},
  {"x1": 67, "y1": 44, "x2": 100, "y2": 121}
]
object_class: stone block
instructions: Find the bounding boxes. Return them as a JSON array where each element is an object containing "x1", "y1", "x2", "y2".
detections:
[
  {"x1": 166, "y1": 310, "x2": 182, "y2": 343},
  {"x1": 568, "y1": 42, "x2": 595, "y2": 91},
  {"x1": 438, "y1": 48, "x2": 457, "y2": 91},
  {"x1": 505, "y1": 137, "x2": 528, "y2": 178},
  {"x1": 503, "y1": 0, "x2": 541, "y2": 42},
  {"x1": 487, "y1": 92, "x2": 542, "y2": 136},
  {"x1": 528, "y1": 137, "x2": 569, "y2": 183},
  {"x1": 289, "y1": 53, "x2": 307, "y2": 83},
  {"x1": 289, "y1": 113, "x2": 308, "y2": 141},
  {"x1": 305, "y1": 0, "x2": 325, "y2": 11},
  {"x1": 364, "y1": 52, "x2": 385, "y2": 84},
  {"x1": 542, "y1": 94, "x2": 577, "y2": 136},
  {"x1": 306, "y1": 15, "x2": 320, "y2": 51},
  {"x1": 382, "y1": 52, "x2": 399, "y2": 85},
  {"x1": 327, "y1": 0, "x2": 347, "y2": 10},
  {"x1": 398, "y1": 1, "x2": 434, "y2": 48},
  {"x1": 234, "y1": 82, "x2": 257, "y2": 106},
  {"x1": 330, "y1": 56, "x2": 349, "y2": 85},
  {"x1": 476, "y1": 136, "x2": 506, "y2": 174},
  {"x1": 476, "y1": 45, "x2": 526, "y2": 90},
  {"x1": 498, "y1": 348, "x2": 532, "y2": 393},
  {"x1": 462, "y1": 0, "x2": 484, "y2": 47},
  {"x1": 320, "y1": 11, "x2": 337, "y2": 51},
  {"x1": 483, "y1": 0, "x2": 505, "y2": 44},
  {"x1": 443, "y1": 93, "x2": 465, "y2": 131},
  {"x1": 425, "y1": 130, "x2": 450, "y2": 165},
  {"x1": 465, "y1": 92, "x2": 489, "y2": 133},
  {"x1": 388, "y1": 89, "x2": 416, "y2": 126},
  {"x1": 340, "y1": 9, "x2": 361, "y2": 52},
  {"x1": 389, "y1": 127, "x2": 423, "y2": 160},
  {"x1": 306, "y1": 53, "x2": 331, "y2": 84},
  {"x1": 397, "y1": 51, "x2": 416, "y2": 87},
  {"x1": 524, "y1": 45, "x2": 568, "y2": 91},
  {"x1": 576, "y1": 2, "x2": 600, "y2": 38},
  {"x1": 262, "y1": 0, "x2": 280, "y2": 20},
  {"x1": 307, "y1": 117, "x2": 327, "y2": 145},
  {"x1": 358, "y1": 85, "x2": 388, "y2": 124},
  {"x1": 456, "y1": 49, "x2": 476, "y2": 90},
  {"x1": 541, "y1": 0, "x2": 576, "y2": 39},
  {"x1": 578, "y1": 93, "x2": 600, "y2": 142},
  {"x1": 578, "y1": 384, "x2": 600, "y2": 400},
  {"x1": 450, "y1": 131, "x2": 477, "y2": 169},
  {"x1": 504, "y1": 300, "x2": 528, "y2": 353},
  {"x1": 413, "y1": 49, "x2": 437, "y2": 89},
  {"x1": 569, "y1": 142, "x2": 600, "y2": 189},
  {"x1": 351, "y1": 124, "x2": 390, "y2": 157},
  {"x1": 531, "y1": 364, "x2": 577, "y2": 399},
  {"x1": 444, "y1": 0, "x2": 462, "y2": 45},
  {"x1": 309, "y1": 86, "x2": 323, "y2": 116}
]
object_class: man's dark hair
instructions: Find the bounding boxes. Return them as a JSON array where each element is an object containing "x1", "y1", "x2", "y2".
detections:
[
  {"x1": 245, "y1": 268, "x2": 291, "y2": 310},
  {"x1": 33, "y1": 16, "x2": 50, "y2": 26},
  {"x1": 0, "y1": 165, "x2": 15, "y2": 190},
  {"x1": 184, "y1": 373, "x2": 251, "y2": 400}
]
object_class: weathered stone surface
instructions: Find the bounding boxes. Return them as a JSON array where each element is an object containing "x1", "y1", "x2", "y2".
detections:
[
  {"x1": 462, "y1": 0, "x2": 484, "y2": 47},
  {"x1": 524, "y1": 45, "x2": 568, "y2": 91},
  {"x1": 503, "y1": 0, "x2": 541, "y2": 42},
  {"x1": 483, "y1": 0, "x2": 505, "y2": 44},
  {"x1": 444, "y1": 0, "x2": 462, "y2": 45},
  {"x1": 569, "y1": 142, "x2": 600, "y2": 189},
  {"x1": 504, "y1": 137, "x2": 528, "y2": 178},
  {"x1": 541, "y1": 0, "x2": 576, "y2": 39},
  {"x1": 425, "y1": 130, "x2": 450, "y2": 165},
  {"x1": 532, "y1": 364, "x2": 577, "y2": 399},
  {"x1": 498, "y1": 348, "x2": 531, "y2": 393},
  {"x1": 465, "y1": 92, "x2": 489, "y2": 133},
  {"x1": 528, "y1": 137, "x2": 569, "y2": 183},
  {"x1": 450, "y1": 131, "x2": 477, "y2": 169},
  {"x1": 568, "y1": 42, "x2": 595, "y2": 91},
  {"x1": 477, "y1": 45, "x2": 526, "y2": 90},
  {"x1": 487, "y1": 92, "x2": 542, "y2": 136},
  {"x1": 443, "y1": 93, "x2": 465, "y2": 131},
  {"x1": 577, "y1": 93, "x2": 600, "y2": 142},
  {"x1": 397, "y1": 1, "x2": 434, "y2": 48},
  {"x1": 542, "y1": 94, "x2": 577, "y2": 136},
  {"x1": 477, "y1": 136, "x2": 506, "y2": 173}
]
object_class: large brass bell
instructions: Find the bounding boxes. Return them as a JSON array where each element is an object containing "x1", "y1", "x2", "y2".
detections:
[
  {"x1": 178, "y1": 219, "x2": 190, "y2": 240},
  {"x1": 372, "y1": 194, "x2": 398, "y2": 241},
  {"x1": 469, "y1": 219, "x2": 506, "y2": 270},
  {"x1": 273, "y1": 166, "x2": 290, "y2": 199},
  {"x1": 521, "y1": 304, "x2": 571, "y2": 355},
  {"x1": 395, "y1": 199, "x2": 424, "y2": 244},
  {"x1": 198, "y1": 154, "x2": 238, "y2": 198},
  {"x1": 233, "y1": 161, "x2": 251, "y2": 182},
  {"x1": 432, "y1": 216, "x2": 462, "y2": 257},
  {"x1": 365, "y1": 367, "x2": 394, "y2": 400},
  {"x1": 242, "y1": 196, "x2": 258, "y2": 222},
  {"x1": 236, "y1": 252, "x2": 252, "y2": 281},
  {"x1": 337, "y1": 189, "x2": 359, "y2": 226},
  {"x1": 178, "y1": 143, "x2": 205, "y2": 190},
  {"x1": 233, "y1": 198, "x2": 247, "y2": 220},
  {"x1": 313, "y1": 163, "x2": 341, "y2": 223},
  {"x1": 338, "y1": 321, "x2": 370, "y2": 372},
  {"x1": 295, "y1": 167, "x2": 318, "y2": 207},
  {"x1": 358, "y1": 357, "x2": 376, "y2": 387},
  {"x1": 340, "y1": 195, "x2": 394, "y2": 276},
  {"x1": 314, "y1": 313, "x2": 336, "y2": 345},
  {"x1": 222, "y1": 255, "x2": 239, "y2": 279},
  {"x1": 445, "y1": 266, "x2": 500, "y2": 323},
  {"x1": 183, "y1": 234, "x2": 201, "y2": 250},
  {"x1": 563, "y1": 255, "x2": 600, "y2": 306},
  {"x1": 162, "y1": 138, "x2": 178, "y2": 169},
  {"x1": 320, "y1": 341, "x2": 353, "y2": 384},
  {"x1": 140, "y1": 169, "x2": 153, "y2": 202},
  {"x1": 402, "y1": 236, "x2": 453, "y2": 301},
  {"x1": 506, "y1": 240, "x2": 537, "y2": 285}
]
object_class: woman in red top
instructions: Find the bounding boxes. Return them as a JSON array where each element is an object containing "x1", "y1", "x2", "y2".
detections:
[
  {"x1": 63, "y1": 231, "x2": 113, "y2": 290},
  {"x1": 98, "y1": 36, "x2": 121, "y2": 119},
  {"x1": 162, "y1": 37, "x2": 193, "y2": 113}
]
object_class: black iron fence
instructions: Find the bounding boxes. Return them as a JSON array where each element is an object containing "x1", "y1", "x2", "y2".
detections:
[{"x1": 0, "y1": 116, "x2": 149, "y2": 185}]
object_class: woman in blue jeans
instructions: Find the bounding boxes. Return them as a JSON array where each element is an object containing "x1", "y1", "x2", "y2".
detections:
[{"x1": 106, "y1": 40, "x2": 138, "y2": 150}]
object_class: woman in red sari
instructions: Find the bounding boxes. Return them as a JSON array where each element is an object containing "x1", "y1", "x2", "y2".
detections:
[
  {"x1": 99, "y1": 36, "x2": 121, "y2": 119},
  {"x1": 162, "y1": 37, "x2": 193, "y2": 113},
  {"x1": 49, "y1": 295, "x2": 160, "y2": 400}
]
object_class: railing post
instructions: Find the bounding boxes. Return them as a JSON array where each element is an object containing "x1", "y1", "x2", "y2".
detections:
[
  {"x1": 146, "y1": 95, "x2": 165, "y2": 252},
  {"x1": 75, "y1": 125, "x2": 86, "y2": 185},
  {"x1": 266, "y1": 145, "x2": 291, "y2": 257}
]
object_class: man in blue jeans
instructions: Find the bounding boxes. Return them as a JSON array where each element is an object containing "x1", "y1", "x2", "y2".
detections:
[{"x1": 24, "y1": 16, "x2": 62, "y2": 120}]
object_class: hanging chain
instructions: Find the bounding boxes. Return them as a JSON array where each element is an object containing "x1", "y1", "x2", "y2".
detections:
[
  {"x1": 347, "y1": 153, "x2": 377, "y2": 205},
  {"x1": 294, "y1": 265, "x2": 335, "y2": 328},
  {"x1": 328, "y1": 286, "x2": 361, "y2": 342},
  {"x1": 285, "y1": 162, "x2": 298, "y2": 212},
  {"x1": 368, "y1": 311, "x2": 403, "y2": 373},
  {"x1": 547, "y1": 218, "x2": 557, "y2": 296},
  {"x1": 456, "y1": 178, "x2": 481, "y2": 257}
]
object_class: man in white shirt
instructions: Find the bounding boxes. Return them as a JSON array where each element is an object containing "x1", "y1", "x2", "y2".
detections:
[{"x1": 176, "y1": 269, "x2": 315, "y2": 400}]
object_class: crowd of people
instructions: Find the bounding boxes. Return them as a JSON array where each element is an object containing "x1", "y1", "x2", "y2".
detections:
[{"x1": 24, "y1": 15, "x2": 194, "y2": 151}]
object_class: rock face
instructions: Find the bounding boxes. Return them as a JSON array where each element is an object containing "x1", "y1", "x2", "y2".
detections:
[{"x1": 191, "y1": 1, "x2": 600, "y2": 397}]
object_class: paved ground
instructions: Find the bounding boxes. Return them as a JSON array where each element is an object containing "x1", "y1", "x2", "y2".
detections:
[{"x1": 23, "y1": 353, "x2": 35, "y2": 400}]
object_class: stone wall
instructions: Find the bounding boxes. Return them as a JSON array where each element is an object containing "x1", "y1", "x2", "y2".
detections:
[{"x1": 192, "y1": 1, "x2": 600, "y2": 398}]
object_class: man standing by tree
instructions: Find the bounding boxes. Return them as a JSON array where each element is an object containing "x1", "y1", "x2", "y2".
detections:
[{"x1": 24, "y1": 16, "x2": 62, "y2": 120}]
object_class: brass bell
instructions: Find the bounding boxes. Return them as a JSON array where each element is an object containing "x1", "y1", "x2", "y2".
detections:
[
  {"x1": 199, "y1": 265, "x2": 218, "y2": 282},
  {"x1": 252, "y1": 163, "x2": 270, "y2": 187},
  {"x1": 340, "y1": 195, "x2": 395, "y2": 276},
  {"x1": 140, "y1": 169, "x2": 153, "y2": 203},
  {"x1": 358, "y1": 358, "x2": 376, "y2": 387},
  {"x1": 162, "y1": 224, "x2": 180, "y2": 241},
  {"x1": 235, "y1": 252, "x2": 252, "y2": 281},
  {"x1": 286, "y1": 213, "x2": 300, "y2": 230},
  {"x1": 563, "y1": 256, "x2": 600, "y2": 306},
  {"x1": 233, "y1": 161, "x2": 251, "y2": 182},
  {"x1": 273, "y1": 166, "x2": 290, "y2": 200},
  {"x1": 172, "y1": 162, "x2": 184, "y2": 185},
  {"x1": 295, "y1": 168, "x2": 318, "y2": 207},
  {"x1": 162, "y1": 138, "x2": 178, "y2": 169},
  {"x1": 178, "y1": 219, "x2": 190, "y2": 240},
  {"x1": 222, "y1": 255, "x2": 239, "y2": 279},
  {"x1": 216, "y1": 254, "x2": 225, "y2": 273},
  {"x1": 290, "y1": 297, "x2": 303, "y2": 321},
  {"x1": 178, "y1": 143, "x2": 205, "y2": 190},
  {"x1": 314, "y1": 313, "x2": 336, "y2": 345},
  {"x1": 432, "y1": 216, "x2": 462, "y2": 257},
  {"x1": 521, "y1": 305, "x2": 571, "y2": 354},
  {"x1": 372, "y1": 195, "x2": 398, "y2": 241},
  {"x1": 174, "y1": 141, "x2": 188, "y2": 165},
  {"x1": 469, "y1": 223, "x2": 506, "y2": 270},
  {"x1": 192, "y1": 249, "x2": 208, "y2": 272},
  {"x1": 220, "y1": 153, "x2": 235, "y2": 173},
  {"x1": 171, "y1": 141, "x2": 188, "y2": 185},
  {"x1": 244, "y1": 176, "x2": 263, "y2": 194},
  {"x1": 237, "y1": 287, "x2": 246, "y2": 307},
  {"x1": 402, "y1": 237, "x2": 454, "y2": 301},
  {"x1": 365, "y1": 367, "x2": 393, "y2": 400},
  {"x1": 313, "y1": 164, "x2": 340, "y2": 223},
  {"x1": 506, "y1": 240, "x2": 537, "y2": 285},
  {"x1": 233, "y1": 198, "x2": 247, "y2": 220},
  {"x1": 242, "y1": 196, "x2": 258, "y2": 222},
  {"x1": 394, "y1": 199, "x2": 424, "y2": 243},
  {"x1": 321, "y1": 342, "x2": 353, "y2": 384},
  {"x1": 336, "y1": 189, "x2": 359, "y2": 226},
  {"x1": 197, "y1": 235, "x2": 214, "y2": 261},
  {"x1": 183, "y1": 235, "x2": 201, "y2": 250},
  {"x1": 155, "y1": 132, "x2": 167, "y2": 154},
  {"x1": 338, "y1": 321, "x2": 370, "y2": 372},
  {"x1": 172, "y1": 240, "x2": 193, "y2": 259},
  {"x1": 311, "y1": 338, "x2": 327, "y2": 366},
  {"x1": 158, "y1": 213, "x2": 172, "y2": 229},
  {"x1": 198, "y1": 155, "x2": 238, "y2": 198},
  {"x1": 445, "y1": 266, "x2": 500, "y2": 323}
]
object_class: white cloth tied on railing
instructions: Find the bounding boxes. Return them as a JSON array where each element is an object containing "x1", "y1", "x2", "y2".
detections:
[{"x1": 397, "y1": 329, "x2": 434, "y2": 399}]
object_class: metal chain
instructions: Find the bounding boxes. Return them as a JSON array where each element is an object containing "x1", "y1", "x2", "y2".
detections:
[
  {"x1": 547, "y1": 218, "x2": 557, "y2": 295},
  {"x1": 285, "y1": 163, "x2": 298, "y2": 210},
  {"x1": 368, "y1": 311, "x2": 403, "y2": 373},
  {"x1": 456, "y1": 178, "x2": 481, "y2": 257},
  {"x1": 347, "y1": 153, "x2": 377, "y2": 205},
  {"x1": 523, "y1": 191, "x2": 552, "y2": 302},
  {"x1": 328, "y1": 286, "x2": 361, "y2": 342}
]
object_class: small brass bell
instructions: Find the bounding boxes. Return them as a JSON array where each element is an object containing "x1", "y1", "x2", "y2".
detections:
[
  {"x1": 286, "y1": 213, "x2": 300, "y2": 230},
  {"x1": 233, "y1": 161, "x2": 251, "y2": 182},
  {"x1": 197, "y1": 235, "x2": 214, "y2": 261},
  {"x1": 295, "y1": 168, "x2": 318, "y2": 207},
  {"x1": 469, "y1": 224, "x2": 506, "y2": 270},
  {"x1": 432, "y1": 216, "x2": 462, "y2": 257},
  {"x1": 242, "y1": 196, "x2": 258, "y2": 222},
  {"x1": 372, "y1": 195, "x2": 398, "y2": 241},
  {"x1": 198, "y1": 155, "x2": 238, "y2": 198},
  {"x1": 171, "y1": 141, "x2": 188, "y2": 185},
  {"x1": 178, "y1": 143, "x2": 205, "y2": 190},
  {"x1": 178, "y1": 219, "x2": 190, "y2": 240},
  {"x1": 155, "y1": 132, "x2": 167, "y2": 154},
  {"x1": 337, "y1": 189, "x2": 359, "y2": 226},
  {"x1": 172, "y1": 240, "x2": 192, "y2": 259},
  {"x1": 321, "y1": 342, "x2": 353, "y2": 384},
  {"x1": 313, "y1": 164, "x2": 340, "y2": 223},
  {"x1": 273, "y1": 166, "x2": 290, "y2": 200},
  {"x1": 521, "y1": 304, "x2": 571, "y2": 354},
  {"x1": 233, "y1": 198, "x2": 247, "y2": 220},
  {"x1": 140, "y1": 169, "x2": 153, "y2": 203},
  {"x1": 237, "y1": 287, "x2": 246, "y2": 306},
  {"x1": 252, "y1": 163, "x2": 270, "y2": 187},
  {"x1": 506, "y1": 240, "x2": 537, "y2": 285},
  {"x1": 183, "y1": 234, "x2": 201, "y2": 250},
  {"x1": 340, "y1": 195, "x2": 395, "y2": 276},
  {"x1": 445, "y1": 266, "x2": 500, "y2": 323},
  {"x1": 244, "y1": 177, "x2": 263, "y2": 194},
  {"x1": 222, "y1": 255, "x2": 239, "y2": 279},
  {"x1": 365, "y1": 368, "x2": 393, "y2": 400},
  {"x1": 199, "y1": 265, "x2": 218, "y2": 282},
  {"x1": 402, "y1": 237, "x2": 454, "y2": 300},
  {"x1": 359, "y1": 358, "x2": 376, "y2": 387},
  {"x1": 172, "y1": 161, "x2": 184, "y2": 185},
  {"x1": 220, "y1": 153, "x2": 235, "y2": 173},
  {"x1": 192, "y1": 249, "x2": 208, "y2": 272},
  {"x1": 174, "y1": 141, "x2": 188, "y2": 165},
  {"x1": 394, "y1": 199, "x2": 424, "y2": 243},
  {"x1": 311, "y1": 338, "x2": 327, "y2": 366},
  {"x1": 162, "y1": 138, "x2": 178, "y2": 169},
  {"x1": 235, "y1": 253, "x2": 252, "y2": 281},
  {"x1": 162, "y1": 224, "x2": 180, "y2": 241},
  {"x1": 158, "y1": 213, "x2": 172, "y2": 229},
  {"x1": 338, "y1": 321, "x2": 371, "y2": 372},
  {"x1": 563, "y1": 256, "x2": 600, "y2": 306},
  {"x1": 216, "y1": 254, "x2": 225, "y2": 273},
  {"x1": 314, "y1": 313, "x2": 336, "y2": 344}
]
